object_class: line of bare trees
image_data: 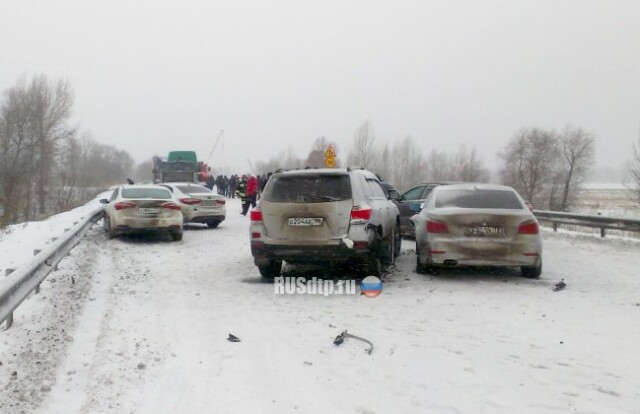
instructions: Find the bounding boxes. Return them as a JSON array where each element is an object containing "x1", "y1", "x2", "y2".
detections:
[
  {"x1": 0, "y1": 75, "x2": 134, "y2": 227},
  {"x1": 499, "y1": 126, "x2": 595, "y2": 211},
  {"x1": 254, "y1": 121, "x2": 602, "y2": 212}
]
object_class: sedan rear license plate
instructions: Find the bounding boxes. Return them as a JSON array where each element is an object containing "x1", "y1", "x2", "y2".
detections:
[
  {"x1": 464, "y1": 226, "x2": 505, "y2": 237},
  {"x1": 288, "y1": 217, "x2": 323, "y2": 227},
  {"x1": 138, "y1": 208, "x2": 160, "y2": 214}
]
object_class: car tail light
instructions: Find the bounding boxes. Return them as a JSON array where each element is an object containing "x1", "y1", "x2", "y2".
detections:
[
  {"x1": 179, "y1": 197, "x2": 201, "y2": 205},
  {"x1": 251, "y1": 232, "x2": 261, "y2": 239},
  {"x1": 161, "y1": 202, "x2": 182, "y2": 211},
  {"x1": 215, "y1": 200, "x2": 226, "y2": 205},
  {"x1": 250, "y1": 209, "x2": 263, "y2": 222},
  {"x1": 518, "y1": 221, "x2": 539, "y2": 234},
  {"x1": 114, "y1": 201, "x2": 136, "y2": 210},
  {"x1": 426, "y1": 220, "x2": 448, "y2": 233},
  {"x1": 350, "y1": 206, "x2": 372, "y2": 224}
]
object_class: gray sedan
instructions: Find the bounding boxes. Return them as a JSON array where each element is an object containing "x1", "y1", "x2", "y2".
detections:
[{"x1": 412, "y1": 184, "x2": 542, "y2": 278}]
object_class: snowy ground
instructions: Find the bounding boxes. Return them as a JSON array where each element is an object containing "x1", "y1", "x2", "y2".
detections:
[{"x1": 1, "y1": 198, "x2": 640, "y2": 414}]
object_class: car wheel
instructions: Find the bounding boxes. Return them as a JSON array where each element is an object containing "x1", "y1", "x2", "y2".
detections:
[
  {"x1": 416, "y1": 256, "x2": 427, "y2": 274},
  {"x1": 381, "y1": 224, "x2": 399, "y2": 265},
  {"x1": 521, "y1": 259, "x2": 542, "y2": 279},
  {"x1": 258, "y1": 259, "x2": 282, "y2": 281},
  {"x1": 171, "y1": 230, "x2": 183, "y2": 241},
  {"x1": 366, "y1": 254, "x2": 383, "y2": 277},
  {"x1": 393, "y1": 220, "x2": 402, "y2": 258},
  {"x1": 207, "y1": 221, "x2": 220, "y2": 228},
  {"x1": 104, "y1": 216, "x2": 116, "y2": 239}
]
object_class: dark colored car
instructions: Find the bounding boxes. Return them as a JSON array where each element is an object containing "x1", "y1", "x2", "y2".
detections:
[{"x1": 394, "y1": 182, "x2": 461, "y2": 237}]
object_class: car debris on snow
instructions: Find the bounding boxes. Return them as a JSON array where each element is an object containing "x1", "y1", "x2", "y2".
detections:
[
  {"x1": 333, "y1": 330, "x2": 374, "y2": 355},
  {"x1": 553, "y1": 279, "x2": 566, "y2": 292},
  {"x1": 227, "y1": 334, "x2": 241, "y2": 342}
]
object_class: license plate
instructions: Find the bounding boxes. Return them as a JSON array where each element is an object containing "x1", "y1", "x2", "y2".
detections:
[
  {"x1": 464, "y1": 226, "x2": 505, "y2": 238},
  {"x1": 138, "y1": 208, "x2": 160, "y2": 214},
  {"x1": 288, "y1": 217, "x2": 323, "y2": 227}
]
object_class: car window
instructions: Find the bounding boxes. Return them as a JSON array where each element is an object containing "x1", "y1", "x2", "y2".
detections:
[
  {"x1": 177, "y1": 184, "x2": 211, "y2": 194},
  {"x1": 121, "y1": 188, "x2": 172, "y2": 199},
  {"x1": 402, "y1": 186, "x2": 426, "y2": 200},
  {"x1": 262, "y1": 174, "x2": 352, "y2": 203},
  {"x1": 159, "y1": 185, "x2": 173, "y2": 193},
  {"x1": 435, "y1": 189, "x2": 524, "y2": 209},
  {"x1": 367, "y1": 179, "x2": 387, "y2": 198},
  {"x1": 109, "y1": 189, "x2": 119, "y2": 202}
]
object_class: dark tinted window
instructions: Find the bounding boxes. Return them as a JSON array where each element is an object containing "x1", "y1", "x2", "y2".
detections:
[
  {"x1": 122, "y1": 188, "x2": 172, "y2": 199},
  {"x1": 263, "y1": 174, "x2": 352, "y2": 203},
  {"x1": 177, "y1": 185, "x2": 211, "y2": 194},
  {"x1": 402, "y1": 186, "x2": 426, "y2": 200},
  {"x1": 435, "y1": 189, "x2": 524, "y2": 209}
]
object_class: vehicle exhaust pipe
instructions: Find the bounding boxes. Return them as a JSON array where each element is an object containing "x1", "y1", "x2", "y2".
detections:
[{"x1": 443, "y1": 259, "x2": 457, "y2": 267}]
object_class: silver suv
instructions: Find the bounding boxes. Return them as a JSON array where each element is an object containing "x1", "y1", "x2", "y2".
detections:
[{"x1": 249, "y1": 168, "x2": 402, "y2": 279}]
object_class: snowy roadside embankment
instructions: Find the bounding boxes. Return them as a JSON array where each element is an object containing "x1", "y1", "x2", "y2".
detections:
[{"x1": 0, "y1": 191, "x2": 111, "y2": 275}]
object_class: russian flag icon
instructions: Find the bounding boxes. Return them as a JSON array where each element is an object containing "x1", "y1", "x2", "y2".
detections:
[{"x1": 360, "y1": 276, "x2": 383, "y2": 298}]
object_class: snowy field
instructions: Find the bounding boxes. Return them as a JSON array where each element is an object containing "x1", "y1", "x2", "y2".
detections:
[{"x1": 1, "y1": 198, "x2": 640, "y2": 414}]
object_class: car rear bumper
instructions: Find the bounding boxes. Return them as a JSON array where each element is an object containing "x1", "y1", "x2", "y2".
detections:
[
  {"x1": 251, "y1": 241, "x2": 369, "y2": 266},
  {"x1": 417, "y1": 238, "x2": 541, "y2": 267},
  {"x1": 187, "y1": 214, "x2": 226, "y2": 224},
  {"x1": 113, "y1": 216, "x2": 183, "y2": 230}
]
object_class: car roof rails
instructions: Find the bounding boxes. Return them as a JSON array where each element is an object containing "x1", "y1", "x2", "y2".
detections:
[{"x1": 346, "y1": 166, "x2": 365, "y2": 172}]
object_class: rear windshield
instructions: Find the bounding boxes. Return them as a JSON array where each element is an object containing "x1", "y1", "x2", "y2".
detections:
[
  {"x1": 435, "y1": 189, "x2": 524, "y2": 209},
  {"x1": 122, "y1": 188, "x2": 172, "y2": 199},
  {"x1": 262, "y1": 174, "x2": 352, "y2": 203},
  {"x1": 177, "y1": 185, "x2": 211, "y2": 194}
]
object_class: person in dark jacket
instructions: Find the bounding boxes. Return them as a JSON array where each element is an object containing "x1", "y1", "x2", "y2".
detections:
[
  {"x1": 236, "y1": 175, "x2": 248, "y2": 214},
  {"x1": 205, "y1": 174, "x2": 215, "y2": 190}
]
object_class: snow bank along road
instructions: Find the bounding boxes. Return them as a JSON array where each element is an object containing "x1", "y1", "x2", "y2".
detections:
[{"x1": 1, "y1": 199, "x2": 639, "y2": 414}]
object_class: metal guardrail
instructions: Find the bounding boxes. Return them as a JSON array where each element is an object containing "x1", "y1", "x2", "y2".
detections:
[
  {"x1": 533, "y1": 210, "x2": 640, "y2": 237},
  {"x1": 0, "y1": 207, "x2": 104, "y2": 330}
]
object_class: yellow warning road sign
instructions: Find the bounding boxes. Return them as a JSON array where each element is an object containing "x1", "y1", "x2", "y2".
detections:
[
  {"x1": 323, "y1": 145, "x2": 337, "y2": 158},
  {"x1": 324, "y1": 157, "x2": 336, "y2": 168}
]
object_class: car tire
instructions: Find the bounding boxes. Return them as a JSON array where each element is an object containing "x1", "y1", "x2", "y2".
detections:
[
  {"x1": 171, "y1": 230, "x2": 183, "y2": 241},
  {"x1": 521, "y1": 260, "x2": 542, "y2": 278},
  {"x1": 366, "y1": 254, "x2": 383, "y2": 277},
  {"x1": 258, "y1": 259, "x2": 282, "y2": 281},
  {"x1": 381, "y1": 223, "x2": 400, "y2": 265},
  {"x1": 393, "y1": 220, "x2": 402, "y2": 258},
  {"x1": 416, "y1": 256, "x2": 427, "y2": 274},
  {"x1": 104, "y1": 216, "x2": 116, "y2": 239},
  {"x1": 207, "y1": 221, "x2": 220, "y2": 228}
]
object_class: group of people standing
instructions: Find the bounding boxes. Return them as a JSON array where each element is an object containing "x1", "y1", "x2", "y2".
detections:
[{"x1": 205, "y1": 173, "x2": 272, "y2": 216}]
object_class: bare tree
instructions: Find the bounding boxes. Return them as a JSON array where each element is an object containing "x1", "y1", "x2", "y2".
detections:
[
  {"x1": 627, "y1": 133, "x2": 640, "y2": 205},
  {"x1": 453, "y1": 145, "x2": 489, "y2": 182},
  {"x1": 499, "y1": 128, "x2": 560, "y2": 207},
  {"x1": 555, "y1": 127, "x2": 595, "y2": 211},
  {"x1": 347, "y1": 120, "x2": 377, "y2": 169},
  {"x1": 390, "y1": 136, "x2": 426, "y2": 191}
]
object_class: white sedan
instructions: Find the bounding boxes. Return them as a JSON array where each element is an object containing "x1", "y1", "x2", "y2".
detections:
[
  {"x1": 159, "y1": 183, "x2": 226, "y2": 228},
  {"x1": 100, "y1": 185, "x2": 184, "y2": 241}
]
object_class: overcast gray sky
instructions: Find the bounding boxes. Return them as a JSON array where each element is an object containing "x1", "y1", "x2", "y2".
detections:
[{"x1": 1, "y1": 0, "x2": 639, "y2": 173}]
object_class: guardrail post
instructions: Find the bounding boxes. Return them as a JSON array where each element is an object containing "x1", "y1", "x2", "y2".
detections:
[
  {"x1": 601, "y1": 227, "x2": 606, "y2": 238},
  {"x1": 4, "y1": 312, "x2": 13, "y2": 329},
  {"x1": 553, "y1": 223, "x2": 558, "y2": 232},
  {"x1": 33, "y1": 250, "x2": 41, "y2": 294}
]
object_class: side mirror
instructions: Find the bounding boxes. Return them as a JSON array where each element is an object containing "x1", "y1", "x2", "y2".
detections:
[
  {"x1": 387, "y1": 189, "x2": 400, "y2": 200},
  {"x1": 99, "y1": 199, "x2": 109, "y2": 205}
]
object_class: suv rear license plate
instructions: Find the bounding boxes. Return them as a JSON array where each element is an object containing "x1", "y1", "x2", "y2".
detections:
[
  {"x1": 288, "y1": 217, "x2": 323, "y2": 227},
  {"x1": 464, "y1": 226, "x2": 505, "y2": 237},
  {"x1": 138, "y1": 208, "x2": 161, "y2": 214}
]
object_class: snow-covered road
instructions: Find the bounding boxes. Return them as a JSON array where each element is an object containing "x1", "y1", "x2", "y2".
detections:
[{"x1": 2, "y1": 198, "x2": 640, "y2": 414}]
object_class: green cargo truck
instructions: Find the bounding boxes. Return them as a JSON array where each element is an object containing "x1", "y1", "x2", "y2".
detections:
[{"x1": 153, "y1": 151, "x2": 199, "y2": 183}]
